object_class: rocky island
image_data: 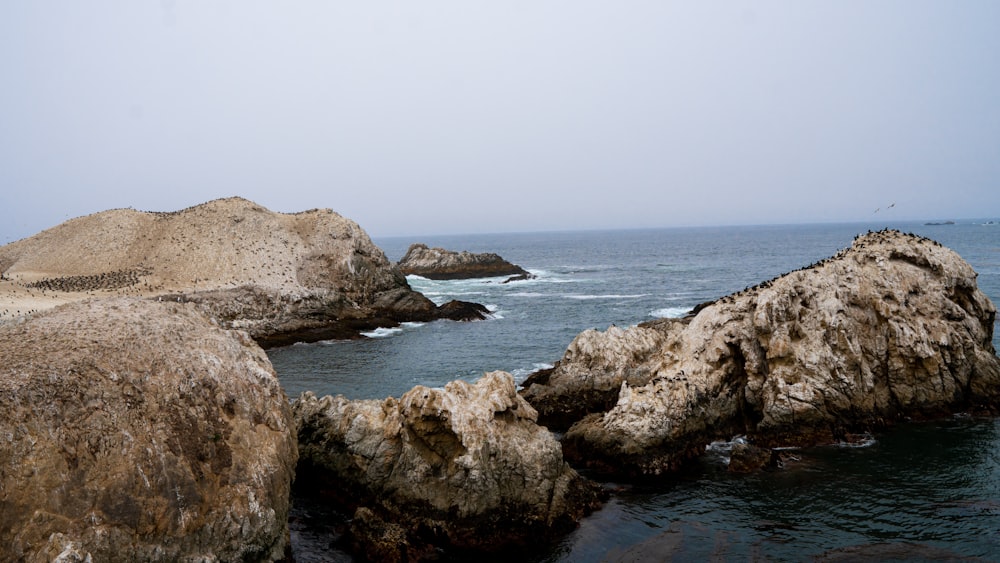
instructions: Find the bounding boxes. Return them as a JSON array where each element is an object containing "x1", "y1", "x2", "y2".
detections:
[
  {"x1": 522, "y1": 230, "x2": 1000, "y2": 476},
  {"x1": 4, "y1": 205, "x2": 1000, "y2": 561},
  {"x1": 0, "y1": 198, "x2": 487, "y2": 347},
  {"x1": 397, "y1": 243, "x2": 532, "y2": 280}
]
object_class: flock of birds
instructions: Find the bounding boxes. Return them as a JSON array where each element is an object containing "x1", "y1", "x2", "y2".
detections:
[{"x1": 681, "y1": 228, "x2": 941, "y2": 316}]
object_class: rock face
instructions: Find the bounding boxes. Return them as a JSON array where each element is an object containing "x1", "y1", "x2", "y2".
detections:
[
  {"x1": 521, "y1": 230, "x2": 1000, "y2": 476},
  {"x1": 397, "y1": 243, "x2": 530, "y2": 280},
  {"x1": 294, "y1": 371, "x2": 603, "y2": 561},
  {"x1": 0, "y1": 298, "x2": 297, "y2": 562},
  {"x1": 0, "y1": 198, "x2": 479, "y2": 346}
]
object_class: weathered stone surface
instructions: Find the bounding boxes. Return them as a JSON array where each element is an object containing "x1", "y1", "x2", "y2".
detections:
[
  {"x1": 294, "y1": 371, "x2": 603, "y2": 560},
  {"x1": 0, "y1": 298, "x2": 297, "y2": 562},
  {"x1": 522, "y1": 324, "x2": 677, "y2": 431},
  {"x1": 0, "y1": 198, "x2": 483, "y2": 345},
  {"x1": 397, "y1": 243, "x2": 530, "y2": 280},
  {"x1": 524, "y1": 230, "x2": 1000, "y2": 476}
]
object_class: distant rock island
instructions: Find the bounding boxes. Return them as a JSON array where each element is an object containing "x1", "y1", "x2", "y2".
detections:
[
  {"x1": 397, "y1": 243, "x2": 532, "y2": 280},
  {"x1": 924, "y1": 220, "x2": 955, "y2": 225},
  {"x1": 0, "y1": 197, "x2": 486, "y2": 346}
]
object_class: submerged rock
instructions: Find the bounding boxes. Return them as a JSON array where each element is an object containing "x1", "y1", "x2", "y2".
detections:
[
  {"x1": 294, "y1": 371, "x2": 603, "y2": 561},
  {"x1": 0, "y1": 298, "x2": 297, "y2": 562},
  {"x1": 0, "y1": 198, "x2": 484, "y2": 346},
  {"x1": 397, "y1": 243, "x2": 530, "y2": 280},
  {"x1": 523, "y1": 230, "x2": 1000, "y2": 477}
]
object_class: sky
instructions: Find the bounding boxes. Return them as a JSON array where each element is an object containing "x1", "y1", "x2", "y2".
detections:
[{"x1": 2, "y1": 2, "x2": 999, "y2": 243}]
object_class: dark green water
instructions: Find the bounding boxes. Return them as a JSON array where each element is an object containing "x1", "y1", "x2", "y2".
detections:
[{"x1": 271, "y1": 220, "x2": 1000, "y2": 561}]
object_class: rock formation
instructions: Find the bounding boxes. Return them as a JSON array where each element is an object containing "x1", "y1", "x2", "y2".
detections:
[
  {"x1": 0, "y1": 197, "x2": 483, "y2": 346},
  {"x1": 522, "y1": 230, "x2": 1000, "y2": 476},
  {"x1": 0, "y1": 298, "x2": 297, "y2": 562},
  {"x1": 294, "y1": 371, "x2": 604, "y2": 561},
  {"x1": 397, "y1": 243, "x2": 531, "y2": 280}
]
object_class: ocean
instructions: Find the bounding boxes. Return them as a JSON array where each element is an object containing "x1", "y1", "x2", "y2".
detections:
[{"x1": 270, "y1": 220, "x2": 1000, "y2": 561}]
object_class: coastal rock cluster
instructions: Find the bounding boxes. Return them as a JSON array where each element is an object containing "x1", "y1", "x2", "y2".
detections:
[
  {"x1": 294, "y1": 371, "x2": 603, "y2": 561},
  {"x1": 5, "y1": 197, "x2": 1000, "y2": 561},
  {"x1": 523, "y1": 230, "x2": 1000, "y2": 476},
  {"x1": 0, "y1": 298, "x2": 297, "y2": 562},
  {"x1": 0, "y1": 198, "x2": 480, "y2": 343},
  {"x1": 397, "y1": 243, "x2": 531, "y2": 280}
]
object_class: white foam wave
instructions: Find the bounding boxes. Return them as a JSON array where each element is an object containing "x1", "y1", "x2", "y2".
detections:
[
  {"x1": 362, "y1": 327, "x2": 404, "y2": 338},
  {"x1": 508, "y1": 292, "x2": 546, "y2": 298},
  {"x1": 834, "y1": 433, "x2": 877, "y2": 448},
  {"x1": 361, "y1": 322, "x2": 427, "y2": 339},
  {"x1": 650, "y1": 306, "x2": 692, "y2": 319},
  {"x1": 563, "y1": 294, "x2": 648, "y2": 300}
]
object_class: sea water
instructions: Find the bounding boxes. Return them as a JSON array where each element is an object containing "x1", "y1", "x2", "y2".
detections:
[{"x1": 269, "y1": 221, "x2": 1000, "y2": 561}]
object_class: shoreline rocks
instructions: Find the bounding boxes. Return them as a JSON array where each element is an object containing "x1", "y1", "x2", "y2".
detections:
[
  {"x1": 0, "y1": 198, "x2": 489, "y2": 346},
  {"x1": 522, "y1": 230, "x2": 1000, "y2": 477},
  {"x1": 397, "y1": 243, "x2": 531, "y2": 280},
  {"x1": 294, "y1": 371, "x2": 604, "y2": 561},
  {"x1": 0, "y1": 298, "x2": 297, "y2": 562}
]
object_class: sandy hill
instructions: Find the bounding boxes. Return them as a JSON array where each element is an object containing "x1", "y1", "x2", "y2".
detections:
[
  {"x1": 0, "y1": 198, "x2": 447, "y2": 342},
  {"x1": 1, "y1": 197, "x2": 374, "y2": 293}
]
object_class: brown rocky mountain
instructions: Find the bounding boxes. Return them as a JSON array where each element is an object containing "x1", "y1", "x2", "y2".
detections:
[{"x1": 0, "y1": 197, "x2": 484, "y2": 346}]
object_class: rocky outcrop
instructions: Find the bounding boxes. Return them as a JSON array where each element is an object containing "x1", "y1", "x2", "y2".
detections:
[
  {"x1": 294, "y1": 371, "x2": 604, "y2": 561},
  {"x1": 0, "y1": 298, "x2": 297, "y2": 562},
  {"x1": 0, "y1": 198, "x2": 483, "y2": 345},
  {"x1": 397, "y1": 243, "x2": 530, "y2": 280},
  {"x1": 522, "y1": 230, "x2": 1000, "y2": 476}
]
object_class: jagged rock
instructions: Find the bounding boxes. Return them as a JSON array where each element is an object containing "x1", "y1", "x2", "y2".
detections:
[
  {"x1": 397, "y1": 243, "x2": 530, "y2": 280},
  {"x1": 727, "y1": 442, "x2": 778, "y2": 473},
  {"x1": 435, "y1": 299, "x2": 491, "y2": 321},
  {"x1": 0, "y1": 298, "x2": 297, "y2": 562},
  {"x1": 502, "y1": 272, "x2": 538, "y2": 284},
  {"x1": 523, "y1": 230, "x2": 1000, "y2": 477},
  {"x1": 0, "y1": 198, "x2": 484, "y2": 346},
  {"x1": 522, "y1": 324, "x2": 675, "y2": 431},
  {"x1": 294, "y1": 371, "x2": 604, "y2": 561}
]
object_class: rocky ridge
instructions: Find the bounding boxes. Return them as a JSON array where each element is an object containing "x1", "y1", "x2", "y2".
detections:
[
  {"x1": 294, "y1": 371, "x2": 604, "y2": 561},
  {"x1": 0, "y1": 198, "x2": 483, "y2": 345},
  {"x1": 522, "y1": 230, "x2": 1000, "y2": 476},
  {"x1": 0, "y1": 298, "x2": 297, "y2": 561},
  {"x1": 397, "y1": 243, "x2": 531, "y2": 280}
]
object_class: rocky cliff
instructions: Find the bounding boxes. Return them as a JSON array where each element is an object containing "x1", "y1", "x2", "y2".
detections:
[
  {"x1": 522, "y1": 230, "x2": 1000, "y2": 476},
  {"x1": 294, "y1": 371, "x2": 603, "y2": 561},
  {"x1": 397, "y1": 243, "x2": 530, "y2": 280},
  {"x1": 0, "y1": 298, "x2": 297, "y2": 561},
  {"x1": 0, "y1": 198, "x2": 483, "y2": 346}
]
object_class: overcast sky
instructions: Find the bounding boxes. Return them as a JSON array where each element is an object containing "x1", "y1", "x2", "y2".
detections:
[{"x1": 2, "y1": 2, "x2": 999, "y2": 242}]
